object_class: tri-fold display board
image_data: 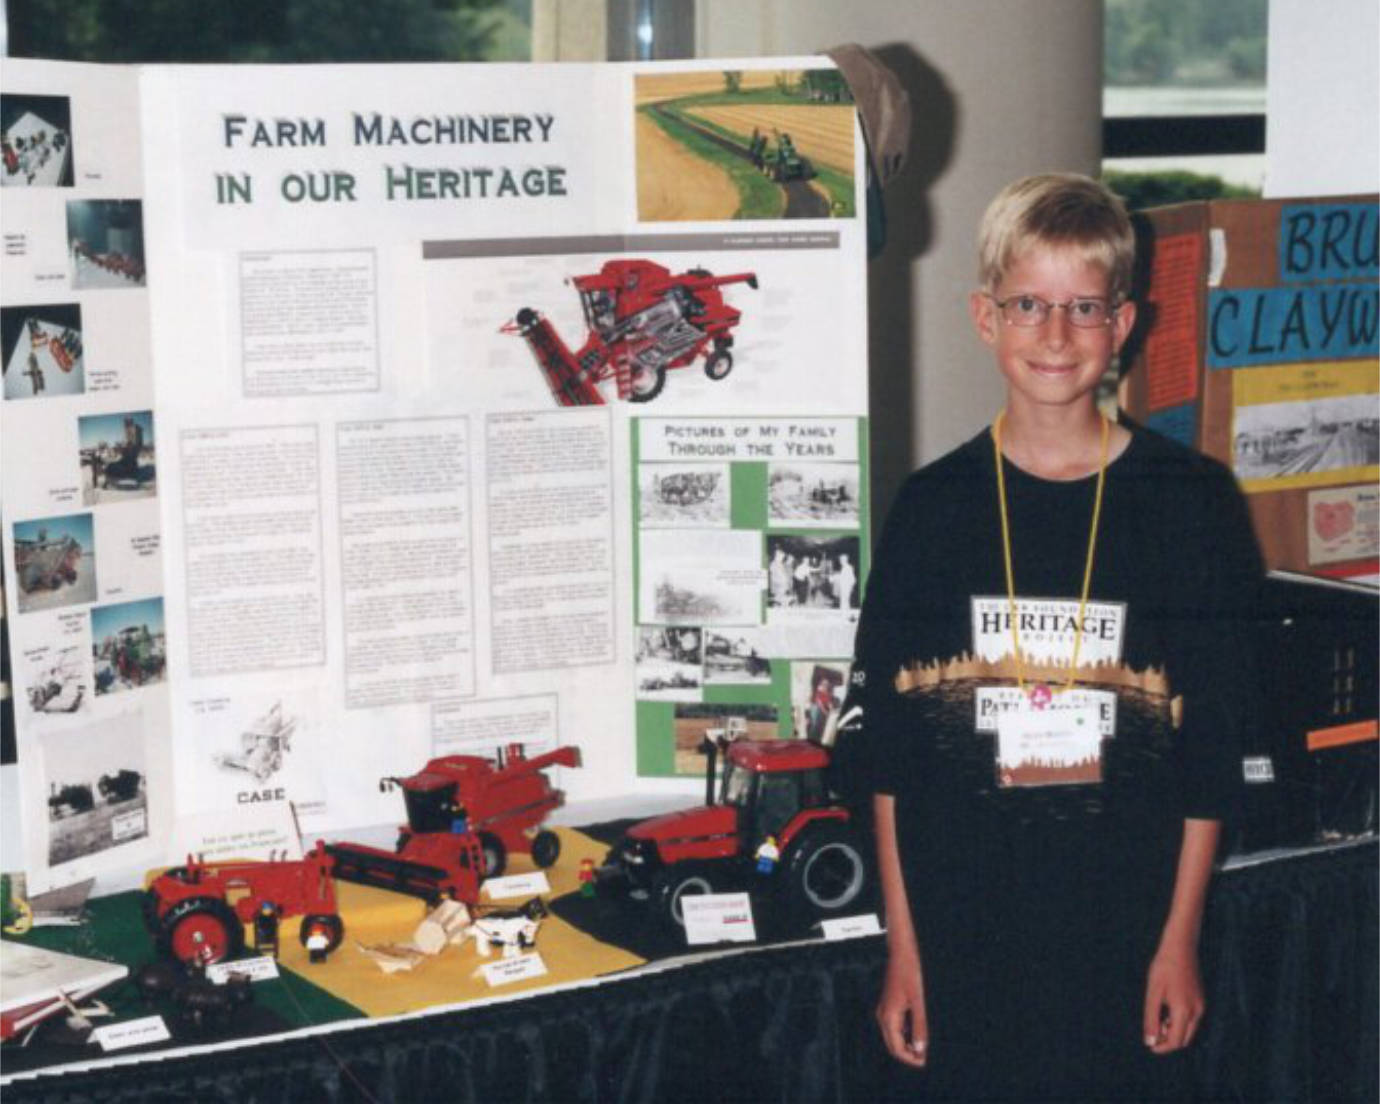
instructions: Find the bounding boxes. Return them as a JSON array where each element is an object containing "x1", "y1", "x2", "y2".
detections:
[{"x1": 1, "y1": 58, "x2": 870, "y2": 894}]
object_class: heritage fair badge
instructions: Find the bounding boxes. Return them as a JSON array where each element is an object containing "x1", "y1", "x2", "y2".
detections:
[{"x1": 995, "y1": 697, "x2": 1103, "y2": 788}]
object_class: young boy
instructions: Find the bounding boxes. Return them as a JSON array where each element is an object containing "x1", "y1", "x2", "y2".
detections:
[{"x1": 844, "y1": 173, "x2": 1261, "y2": 1100}]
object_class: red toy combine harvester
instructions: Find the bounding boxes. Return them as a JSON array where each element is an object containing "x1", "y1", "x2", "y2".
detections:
[
  {"x1": 503, "y1": 259, "x2": 757, "y2": 405},
  {"x1": 143, "y1": 744, "x2": 579, "y2": 966}
]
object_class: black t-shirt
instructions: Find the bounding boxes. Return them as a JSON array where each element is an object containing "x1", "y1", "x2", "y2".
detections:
[{"x1": 843, "y1": 424, "x2": 1262, "y2": 1099}]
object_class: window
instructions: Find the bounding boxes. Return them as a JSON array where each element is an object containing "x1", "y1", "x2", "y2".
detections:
[
  {"x1": 1103, "y1": 0, "x2": 1267, "y2": 208},
  {"x1": 3, "y1": 0, "x2": 532, "y2": 63}
]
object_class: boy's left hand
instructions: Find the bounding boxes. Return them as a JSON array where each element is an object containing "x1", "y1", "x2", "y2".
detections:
[{"x1": 1142, "y1": 944, "x2": 1204, "y2": 1054}]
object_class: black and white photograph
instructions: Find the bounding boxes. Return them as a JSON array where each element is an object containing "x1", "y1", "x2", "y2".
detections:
[
  {"x1": 640, "y1": 528, "x2": 764, "y2": 626},
  {"x1": 791, "y1": 660, "x2": 849, "y2": 744},
  {"x1": 703, "y1": 628, "x2": 773, "y2": 684},
  {"x1": 43, "y1": 713, "x2": 150, "y2": 867},
  {"x1": 13, "y1": 512, "x2": 97, "y2": 613},
  {"x1": 635, "y1": 626, "x2": 703, "y2": 700},
  {"x1": 1, "y1": 93, "x2": 74, "y2": 187},
  {"x1": 767, "y1": 462, "x2": 860, "y2": 528},
  {"x1": 638, "y1": 462, "x2": 730, "y2": 527},
  {"x1": 1233, "y1": 394, "x2": 1380, "y2": 482},
  {"x1": 671, "y1": 702, "x2": 779, "y2": 777},
  {"x1": 2, "y1": 302, "x2": 84, "y2": 400},
  {"x1": 66, "y1": 198, "x2": 146, "y2": 289},
  {"x1": 79, "y1": 409, "x2": 156, "y2": 505},
  {"x1": 22, "y1": 642, "x2": 88, "y2": 717},
  {"x1": 91, "y1": 597, "x2": 166, "y2": 696},
  {"x1": 765, "y1": 533, "x2": 860, "y2": 612}
]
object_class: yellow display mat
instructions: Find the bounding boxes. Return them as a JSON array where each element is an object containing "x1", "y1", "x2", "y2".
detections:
[{"x1": 257, "y1": 826, "x2": 644, "y2": 1018}]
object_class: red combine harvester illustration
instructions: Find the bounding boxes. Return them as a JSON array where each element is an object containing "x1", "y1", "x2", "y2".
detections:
[{"x1": 503, "y1": 259, "x2": 757, "y2": 405}]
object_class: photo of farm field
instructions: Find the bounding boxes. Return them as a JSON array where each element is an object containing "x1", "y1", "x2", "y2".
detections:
[{"x1": 635, "y1": 69, "x2": 856, "y2": 222}]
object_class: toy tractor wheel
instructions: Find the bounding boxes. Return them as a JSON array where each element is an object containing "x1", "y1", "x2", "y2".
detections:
[
  {"x1": 628, "y1": 365, "x2": 666, "y2": 403},
  {"x1": 651, "y1": 865, "x2": 715, "y2": 928},
  {"x1": 479, "y1": 832, "x2": 507, "y2": 879},
  {"x1": 298, "y1": 913, "x2": 344, "y2": 956},
  {"x1": 159, "y1": 896, "x2": 243, "y2": 966},
  {"x1": 143, "y1": 866, "x2": 192, "y2": 932},
  {"x1": 704, "y1": 351, "x2": 733, "y2": 381},
  {"x1": 785, "y1": 824, "x2": 867, "y2": 917},
  {"x1": 531, "y1": 829, "x2": 561, "y2": 868}
]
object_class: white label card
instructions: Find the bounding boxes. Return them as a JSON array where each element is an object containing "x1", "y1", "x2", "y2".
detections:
[
  {"x1": 482, "y1": 872, "x2": 551, "y2": 899},
  {"x1": 92, "y1": 1016, "x2": 172, "y2": 1052},
  {"x1": 996, "y1": 701, "x2": 1103, "y2": 788},
  {"x1": 819, "y1": 914, "x2": 882, "y2": 941},
  {"x1": 480, "y1": 953, "x2": 548, "y2": 987},
  {"x1": 682, "y1": 892, "x2": 757, "y2": 945},
  {"x1": 206, "y1": 956, "x2": 280, "y2": 984}
]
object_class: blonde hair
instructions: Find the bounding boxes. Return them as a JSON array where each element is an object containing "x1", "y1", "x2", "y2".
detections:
[{"x1": 977, "y1": 173, "x2": 1135, "y2": 301}]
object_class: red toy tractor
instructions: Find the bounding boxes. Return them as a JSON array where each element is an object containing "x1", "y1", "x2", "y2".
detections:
[
  {"x1": 143, "y1": 843, "x2": 344, "y2": 966},
  {"x1": 599, "y1": 735, "x2": 869, "y2": 928},
  {"x1": 383, "y1": 743, "x2": 581, "y2": 879},
  {"x1": 502, "y1": 259, "x2": 757, "y2": 405}
]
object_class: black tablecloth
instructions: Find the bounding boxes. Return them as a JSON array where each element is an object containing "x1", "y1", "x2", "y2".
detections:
[{"x1": 4, "y1": 841, "x2": 1374, "y2": 1103}]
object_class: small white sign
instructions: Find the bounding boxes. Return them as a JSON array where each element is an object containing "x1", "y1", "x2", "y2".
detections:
[
  {"x1": 682, "y1": 892, "x2": 757, "y2": 945},
  {"x1": 170, "y1": 803, "x2": 304, "y2": 864},
  {"x1": 1242, "y1": 756, "x2": 1276, "y2": 783},
  {"x1": 480, "y1": 953, "x2": 548, "y2": 987},
  {"x1": 206, "y1": 956, "x2": 280, "y2": 984},
  {"x1": 92, "y1": 1015, "x2": 171, "y2": 1052},
  {"x1": 110, "y1": 807, "x2": 148, "y2": 843},
  {"x1": 819, "y1": 913, "x2": 882, "y2": 941},
  {"x1": 482, "y1": 872, "x2": 551, "y2": 899}
]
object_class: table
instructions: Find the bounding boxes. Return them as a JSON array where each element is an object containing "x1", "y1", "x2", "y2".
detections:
[{"x1": 3, "y1": 839, "x2": 1374, "y2": 1102}]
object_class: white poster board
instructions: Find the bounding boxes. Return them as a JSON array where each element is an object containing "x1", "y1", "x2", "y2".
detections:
[{"x1": 1, "y1": 58, "x2": 869, "y2": 893}]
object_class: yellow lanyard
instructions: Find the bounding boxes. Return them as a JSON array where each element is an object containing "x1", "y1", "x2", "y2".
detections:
[{"x1": 992, "y1": 411, "x2": 1109, "y2": 695}]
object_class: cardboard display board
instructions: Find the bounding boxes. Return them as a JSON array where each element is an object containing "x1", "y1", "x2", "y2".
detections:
[
  {"x1": 0, "y1": 57, "x2": 870, "y2": 895},
  {"x1": 1120, "y1": 196, "x2": 1379, "y2": 581}
]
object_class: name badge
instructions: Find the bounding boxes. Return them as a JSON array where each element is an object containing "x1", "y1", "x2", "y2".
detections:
[{"x1": 995, "y1": 698, "x2": 1102, "y2": 788}]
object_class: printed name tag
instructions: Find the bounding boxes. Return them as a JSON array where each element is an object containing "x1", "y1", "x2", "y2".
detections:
[
  {"x1": 996, "y1": 701, "x2": 1102, "y2": 787},
  {"x1": 480, "y1": 953, "x2": 548, "y2": 987},
  {"x1": 976, "y1": 686, "x2": 1117, "y2": 736},
  {"x1": 206, "y1": 956, "x2": 279, "y2": 984},
  {"x1": 819, "y1": 914, "x2": 882, "y2": 940},
  {"x1": 92, "y1": 1016, "x2": 171, "y2": 1052},
  {"x1": 682, "y1": 892, "x2": 757, "y2": 945},
  {"x1": 482, "y1": 872, "x2": 551, "y2": 899}
]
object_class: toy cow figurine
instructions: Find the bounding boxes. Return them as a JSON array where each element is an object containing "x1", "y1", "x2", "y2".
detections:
[{"x1": 465, "y1": 896, "x2": 547, "y2": 958}]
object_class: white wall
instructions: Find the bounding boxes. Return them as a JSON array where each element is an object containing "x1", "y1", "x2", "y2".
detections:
[
  {"x1": 1265, "y1": 0, "x2": 1380, "y2": 197},
  {"x1": 694, "y1": 0, "x2": 1104, "y2": 517}
]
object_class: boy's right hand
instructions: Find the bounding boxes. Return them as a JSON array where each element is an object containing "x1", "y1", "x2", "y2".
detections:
[{"x1": 876, "y1": 951, "x2": 929, "y2": 1067}]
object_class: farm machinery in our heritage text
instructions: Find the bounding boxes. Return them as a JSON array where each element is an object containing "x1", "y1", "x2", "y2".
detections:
[
  {"x1": 598, "y1": 733, "x2": 869, "y2": 928},
  {"x1": 503, "y1": 259, "x2": 757, "y2": 405}
]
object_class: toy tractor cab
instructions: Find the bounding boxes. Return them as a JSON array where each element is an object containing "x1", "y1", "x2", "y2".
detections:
[{"x1": 601, "y1": 731, "x2": 868, "y2": 928}]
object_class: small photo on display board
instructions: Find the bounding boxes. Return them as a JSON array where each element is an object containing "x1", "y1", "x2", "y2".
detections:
[
  {"x1": 79, "y1": 409, "x2": 156, "y2": 506},
  {"x1": 634, "y1": 69, "x2": 856, "y2": 222},
  {"x1": 13, "y1": 513, "x2": 97, "y2": 613},
  {"x1": 66, "y1": 199, "x2": 146, "y2": 289},
  {"x1": 2, "y1": 302, "x2": 85, "y2": 400},
  {"x1": 1, "y1": 93, "x2": 74, "y2": 187},
  {"x1": 671, "y1": 702, "x2": 779, "y2": 776}
]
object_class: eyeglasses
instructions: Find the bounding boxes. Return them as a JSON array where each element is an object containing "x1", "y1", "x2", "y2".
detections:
[{"x1": 987, "y1": 293, "x2": 1118, "y2": 328}]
